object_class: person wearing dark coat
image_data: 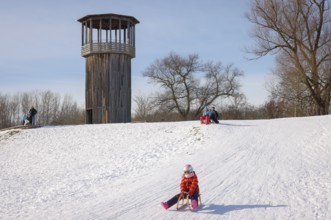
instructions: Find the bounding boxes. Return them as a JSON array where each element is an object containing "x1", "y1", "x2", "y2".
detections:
[
  {"x1": 29, "y1": 106, "x2": 38, "y2": 126},
  {"x1": 210, "y1": 107, "x2": 219, "y2": 124}
]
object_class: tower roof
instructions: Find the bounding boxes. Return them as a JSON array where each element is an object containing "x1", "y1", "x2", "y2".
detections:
[{"x1": 78, "y1": 13, "x2": 139, "y2": 29}]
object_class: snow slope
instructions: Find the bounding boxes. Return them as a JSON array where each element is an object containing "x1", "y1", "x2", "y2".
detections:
[{"x1": 0, "y1": 116, "x2": 330, "y2": 220}]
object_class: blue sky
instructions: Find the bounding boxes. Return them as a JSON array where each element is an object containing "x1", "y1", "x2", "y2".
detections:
[{"x1": 0, "y1": 0, "x2": 275, "y2": 107}]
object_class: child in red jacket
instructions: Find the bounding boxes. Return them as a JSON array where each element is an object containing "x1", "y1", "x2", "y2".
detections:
[{"x1": 161, "y1": 164, "x2": 200, "y2": 210}]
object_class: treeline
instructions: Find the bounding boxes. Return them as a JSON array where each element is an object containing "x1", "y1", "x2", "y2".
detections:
[
  {"x1": 1, "y1": 89, "x2": 330, "y2": 129},
  {"x1": 0, "y1": 90, "x2": 85, "y2": 129},
  {"x1": 132, "y1": 94, "x2": 330, "y2": 123}
]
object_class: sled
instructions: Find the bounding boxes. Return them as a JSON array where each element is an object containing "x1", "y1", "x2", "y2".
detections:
[
  {"x1": 176, "y1": 192, "x2": 202, "y2": 211},
  {"x1": 200, "y1": 116, "x2": 210, "y2": 125}
]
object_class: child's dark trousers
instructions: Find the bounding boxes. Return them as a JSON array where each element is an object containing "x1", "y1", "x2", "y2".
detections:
[{"x1": 166, "y1": 191, "x2": 199, "y2": 208}]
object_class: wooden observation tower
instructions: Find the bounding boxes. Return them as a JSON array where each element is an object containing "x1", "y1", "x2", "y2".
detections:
[{"x1": 78, "y1": 13, "x2": 139, "y2": 124}]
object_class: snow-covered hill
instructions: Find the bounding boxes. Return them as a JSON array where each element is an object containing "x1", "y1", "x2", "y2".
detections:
[{"x1": 1, "y1": 116, "x2": 330, "y2": 220}]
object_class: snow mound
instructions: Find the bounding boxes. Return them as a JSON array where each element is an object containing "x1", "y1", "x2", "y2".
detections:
[{"x1": 0, "y1": 117, "x2": 330, "y2": 220}]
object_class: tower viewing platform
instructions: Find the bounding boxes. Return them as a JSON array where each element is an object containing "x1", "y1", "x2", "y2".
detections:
[{"x1": 78, "y1": 13, "x2": 139, "y2": 58}]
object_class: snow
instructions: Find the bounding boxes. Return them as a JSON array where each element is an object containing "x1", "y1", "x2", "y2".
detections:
[{"x1": 0, "y1": 116, "x2": 330, "y2": 220}]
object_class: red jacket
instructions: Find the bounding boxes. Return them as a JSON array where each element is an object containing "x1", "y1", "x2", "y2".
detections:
[{"x1": 180, "y1": 172, "x2": 199, "y2": 196}]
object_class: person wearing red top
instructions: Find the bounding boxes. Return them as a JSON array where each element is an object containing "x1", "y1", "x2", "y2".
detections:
[{"x1": 161, "y1": 164, "x2": 200, "y2": 210}]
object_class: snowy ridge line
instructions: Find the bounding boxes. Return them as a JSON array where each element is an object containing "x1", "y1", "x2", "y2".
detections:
[{"x1": 0, "y1": 125, "x2": 41, "y2": 132}]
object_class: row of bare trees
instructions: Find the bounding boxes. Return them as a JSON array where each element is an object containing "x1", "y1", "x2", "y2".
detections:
[
  {"x1": 0, "y1": 91, "x2": 84, "y2": 129},
  {"x1": 133, "y1": 92, "x2": 330, "y2": 122}
]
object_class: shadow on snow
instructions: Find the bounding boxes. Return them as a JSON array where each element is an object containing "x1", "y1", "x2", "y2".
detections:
[
  {"x1": 199, "y1": 204, "x2": 287, "y2": 215},
  {"x1": 217, "y1": 122, "x2": 256, "y2": 127}
]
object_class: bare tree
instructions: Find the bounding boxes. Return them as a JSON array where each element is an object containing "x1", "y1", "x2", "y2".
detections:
[
  {"x1": 53, "y1": 95, "x2": 84, "y2": 125},
  {"x1": 143, "y1": 52, "x2": 243, "y2": 120},
  {"x1": 246, "y1": 0, "x2": 331, "y2": 115},
  {"x1": 39, "y1": 91, "x2": 52, "y2": 124},
  {"x1": 0, "y1": 94, "x2": 11, "y2": 128},
  {"x1": 268, "y1": 54, "x2": 317, "y2": 116},
  {"x1": 38, "y1": 90, "x2": 61, "y2": 125},
  {"x1": 9, "y1": 94, "x2": 21, "y2": 125},
  {"x1": 21, "y1": 92, "x2": 32, "y2": 115},
  {"x1": 133, "y1": 95, "x2": 154, "y2": 121}
]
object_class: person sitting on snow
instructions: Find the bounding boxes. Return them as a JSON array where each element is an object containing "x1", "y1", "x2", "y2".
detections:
[
  {"x1": 22, "y1": 114, "x2": 29, "y2": 126},
  {"x1": 161, "y1": 164, "x2": 200, "y2": 211},
  {"x1": 203, "y1": 106, "x2": 219, "y2": 124},
  {"x1": 210, "y1": 106, "x2": 219, "y2": 124}
]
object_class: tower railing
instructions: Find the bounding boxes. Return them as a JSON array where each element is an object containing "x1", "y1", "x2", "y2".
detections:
[{"x1": 81, "y1": 42, "x2": 135, "y2": 58}]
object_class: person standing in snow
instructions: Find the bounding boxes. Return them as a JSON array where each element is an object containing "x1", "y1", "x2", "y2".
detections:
[
  {"x1": 161, "y1": 164, "x2": 200, "y2": 211},
  {"x1": 29, "y1": 106, "x2": 38, "y2": 126}
]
